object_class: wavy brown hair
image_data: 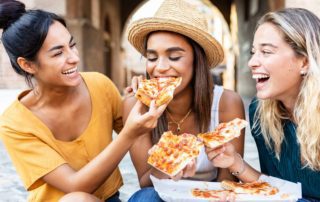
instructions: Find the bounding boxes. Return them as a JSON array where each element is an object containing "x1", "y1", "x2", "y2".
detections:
[{"x1": 144, "y1": 31, "x2": 214, "y2": 144}]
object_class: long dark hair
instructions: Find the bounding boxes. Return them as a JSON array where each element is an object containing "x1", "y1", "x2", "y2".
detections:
[
  {"x1": 0, "y1": 0, "x2": 66, "y2": 87},
  {"x1": 144, "y1": 31, "x2": 213, "y2": 144}
]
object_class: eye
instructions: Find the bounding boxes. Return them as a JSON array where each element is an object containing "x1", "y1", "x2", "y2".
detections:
[
  {"x1": 70, "y1": 42, "x2": 77, "y2": 48},
  {"x1": 147, "y1": 56, "x2": 157, "y2": 62},
  {"x1": 53, "y1": 51, "x2": 63, "y2": 57},
  {"x1": 169, "y1": 56, "x2": 181, "y2": 61},
  {"x1": 261, "y1": 50, "x2": 272, "y2": 55}
]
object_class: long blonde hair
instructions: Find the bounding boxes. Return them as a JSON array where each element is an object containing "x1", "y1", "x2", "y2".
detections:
[{"x1": 253, "y1": 8, "x2": 320, "y2": 170}]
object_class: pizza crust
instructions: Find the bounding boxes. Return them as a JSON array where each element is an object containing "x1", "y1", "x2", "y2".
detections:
[{"x1": 198, "y1": 118, "x2": 247, "y2": 148}]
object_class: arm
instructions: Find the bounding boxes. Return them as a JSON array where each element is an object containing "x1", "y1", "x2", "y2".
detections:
[
  {"x1": 43, "y1": 100, "x2": 167, "y2": 193},
  {"x1": 206, "y1": 90, "x2": 261, "y2": 182},
  {"x1": 214, "y1": 89, "x2": 245, "y2": 182},
  {"x1": 123, "y1": 96, "x2": 172, "y2": 187},
  {"x1": 207, "y1": 142, "x2": 261, "y2": 182}
]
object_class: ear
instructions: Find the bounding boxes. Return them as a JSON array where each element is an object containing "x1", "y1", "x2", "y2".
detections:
[
  {"x1": 300, "y1": 56, "x2": 309, "y2": 72},
  {"x1": 17, "y1": 57, "x2": 37, "y2": 74}
]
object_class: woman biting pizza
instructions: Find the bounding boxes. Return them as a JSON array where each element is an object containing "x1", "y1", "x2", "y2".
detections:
[{"x1": 123, "y1": 0, "x2": 246, "y2": 201}]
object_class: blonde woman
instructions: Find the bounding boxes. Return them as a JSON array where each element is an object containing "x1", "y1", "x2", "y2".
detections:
[{"x1": 209, "y1": 8, "x2": 320, "y2": 201}]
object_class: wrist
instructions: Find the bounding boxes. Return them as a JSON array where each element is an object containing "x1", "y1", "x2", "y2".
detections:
[
  {"x1": 229, "y1": 153, "x2": 245, "y2": 177},
  {"x1": 119, "y1": 126, "x2": 138, "y2": 142}
]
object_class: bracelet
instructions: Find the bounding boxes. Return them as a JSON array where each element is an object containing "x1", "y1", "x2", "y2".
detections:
[{"x1": 230, "y1": 153, "x2": 245, "y2": 176}]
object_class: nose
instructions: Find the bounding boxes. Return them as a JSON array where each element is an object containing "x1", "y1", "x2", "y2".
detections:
[
  {"x1": 248, "y1": 53, "x2": 260, "y2": 70},
  {"x1": 67, "y1": 48, "x2": 80, "y2": 64},
  {"x1": 155, "y1": 57, "x2": 170, "y2": 72}
]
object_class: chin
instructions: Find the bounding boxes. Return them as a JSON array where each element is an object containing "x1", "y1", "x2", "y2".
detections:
[
  {"x1": 256, "y1": 91, "x2": 271, "y2": 100},
  {"x1": 67, "y1": 75, "x2": 82, "y2": 87}
]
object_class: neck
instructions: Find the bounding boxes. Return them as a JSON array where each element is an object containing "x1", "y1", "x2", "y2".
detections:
[
  {"x1": 166, "y1": 86, "x2": 193, "y2": 116},
  {"x1": 279, "y1": 96, "x2": 298, "y2": 118},
  {"x1": 31, "y1": 83, "x2": 82, "y2": 107},
  {"x1": 277, "y1": 85, "x2": 301, "y2": 116}
]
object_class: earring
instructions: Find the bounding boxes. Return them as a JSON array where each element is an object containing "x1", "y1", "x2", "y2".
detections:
[{"x1": 300, "y1": 70, "x2": 307, "y2": 76}]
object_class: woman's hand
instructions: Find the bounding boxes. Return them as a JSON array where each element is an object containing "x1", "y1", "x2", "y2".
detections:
[
  {"x1": 125, "y1": 75, "x2": 144, "y2": 95},
  {"x1": 171, "y1": 158, "x2": 197, "y2": 181},
  {"x1": 205, "y1": 142, "x2": 237, "y2": 169},
  {"x1": 123, "y1": 100, "x2": 167, "y2": 139}
]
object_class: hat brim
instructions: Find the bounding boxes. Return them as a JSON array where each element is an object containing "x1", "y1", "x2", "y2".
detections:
[{"x1": 127, "y1": 18, "x2": 224, "y2": 67}]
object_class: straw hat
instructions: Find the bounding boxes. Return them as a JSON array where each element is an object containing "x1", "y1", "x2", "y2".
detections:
[{"x1": 127, "y1": 0, "x2": 224, "y2": 68}]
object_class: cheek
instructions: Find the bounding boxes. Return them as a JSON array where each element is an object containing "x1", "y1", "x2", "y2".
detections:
[
  {"x1": 146, "y1": 62, "x2": 154, "y2": 75},
  {"x1": 180, "y1": 66, "x2": 194, "y2": 87}
]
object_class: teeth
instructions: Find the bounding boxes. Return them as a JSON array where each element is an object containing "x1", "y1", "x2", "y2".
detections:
[
  {"x1": 62, "y1": 67, "x2": 77, "y2": 75},
  {"x1": 252, "y1": 74, "x2": 269, "y2": 79}
]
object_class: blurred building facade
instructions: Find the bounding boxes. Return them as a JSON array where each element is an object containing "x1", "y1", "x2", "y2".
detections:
[{"x1": 1, "y1": 0, "x2": 319, "y2": 98}]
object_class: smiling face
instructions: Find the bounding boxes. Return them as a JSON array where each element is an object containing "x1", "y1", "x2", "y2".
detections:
[
  {"x1": 32, "y1": 21, "x2": 81, "y2": 88},
  {"x1": 146, "y1": 31, "x2": 194, "y2": 95},
  {"x1": 249, "y1": 22, "x2": 307, "y2": 103}
]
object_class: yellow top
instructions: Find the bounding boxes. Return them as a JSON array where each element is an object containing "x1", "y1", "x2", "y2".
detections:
[{"x1": 0, "y1": 72, "x2": 123, "y2": 201}]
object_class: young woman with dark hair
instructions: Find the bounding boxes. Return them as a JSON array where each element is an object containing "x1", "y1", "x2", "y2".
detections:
[{"x1": 0, "y1": 0, "x2": 167, "y2": 201}]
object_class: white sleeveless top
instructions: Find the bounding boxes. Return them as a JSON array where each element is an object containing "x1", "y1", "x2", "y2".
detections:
[{"x1": 189, "y1": 85, "x2": 223, "y2": 181}]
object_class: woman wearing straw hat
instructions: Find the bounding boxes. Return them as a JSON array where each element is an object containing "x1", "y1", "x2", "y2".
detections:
[{"x1": 123, "y1": 0, "x2": 245, "y2": 201}]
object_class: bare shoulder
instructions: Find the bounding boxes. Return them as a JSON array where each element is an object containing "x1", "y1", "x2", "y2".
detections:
[{"x1": 219, "y1": 89, "x2": 245, "y2": 122}]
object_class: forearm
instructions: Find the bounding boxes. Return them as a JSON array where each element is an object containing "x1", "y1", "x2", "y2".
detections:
[
  {"x1": 228, "y1": 153, "x2": 261, "y2": 182},
  {"x1": 67, "y1": 130, "x2": 135, "y2": 192},
  {"x1": 139, "y1": 167, "x2": 170, "y2": 187}
]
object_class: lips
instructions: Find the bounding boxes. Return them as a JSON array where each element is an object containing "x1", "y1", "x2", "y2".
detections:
[
  {"x1": 62, "y1": 67, "x2": 78, "y2": 75},
  {"x1": 252, "y1": 73, "x2": 270, "y2": 83}
]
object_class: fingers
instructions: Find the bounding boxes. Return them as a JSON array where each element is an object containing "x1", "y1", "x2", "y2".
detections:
[
  {"x1": 131, "y1": 75, "x2": 144, "y2": 93},
  {"x1": 171, "y1": 171, "x2": 183, "y2": 181},
  {"x1": 182, "y1": 159, "x2": 196, "y2": 178},
  {"x1": 141, "y1": 100, "x2": 167, "y2": 121},
  {"x1": 206, "y1": 146, "x2": 225, "y2": 161},
  {"x1": 171, "y1": 158, "x2": 196, "y2": 181}
]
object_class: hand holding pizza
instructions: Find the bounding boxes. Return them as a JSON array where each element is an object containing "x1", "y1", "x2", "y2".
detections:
[
  {"x1": 125, "y1": 75, "x2": 143, "y2": 95},
  {"x1": 123, "y1": 99, "x2": 167, "y2": 139},
  {"x1": 205, "y1": 142, "x2": 237, "y2": 169},
  {"x1": 171, "y1": 158, "x2": 197, "y2": 181}
]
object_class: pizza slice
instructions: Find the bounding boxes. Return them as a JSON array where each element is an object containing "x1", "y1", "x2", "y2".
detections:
[
  {"x1": 135, "y1": 77, "x2": 182, "y2": 107},
  {"x1": 197, "y1": 118, "x2": 247, "y2": 148},
  {"x1": 135, "y1": 78, "x2": 158, "y2": 107},
  {"x1": 147, "y1": 131, "x2": 203, "y2": 176},
  {"x1": 191, "y1": 188, "x2": 234, "y2": 200},
  {"x1": 221, "y1": 180, "x2": 279, "y2": 195}
]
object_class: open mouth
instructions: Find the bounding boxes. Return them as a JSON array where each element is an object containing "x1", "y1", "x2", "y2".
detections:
[
  {"x1": 252, "y1": 74, "x2": 270, "y2": 83},
  {"x1": 62, "y1": 67, "x2": 78, "y2": 75}
]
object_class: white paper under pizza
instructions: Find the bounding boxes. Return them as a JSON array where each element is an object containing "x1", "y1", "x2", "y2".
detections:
[{"x1": 150, "y1": 174, "x2": 301, "y2": 202}]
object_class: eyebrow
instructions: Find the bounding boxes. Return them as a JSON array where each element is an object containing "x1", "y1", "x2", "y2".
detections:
[
  {"x1": 259, "y1": 43, "x2": 278, "y2": 49},
  {"x1": 48, "y1": 36, "x2": 74, "y2": 52},
  {"x1": 146, "y1": 47, "x2": 186, "y2": 54}
]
